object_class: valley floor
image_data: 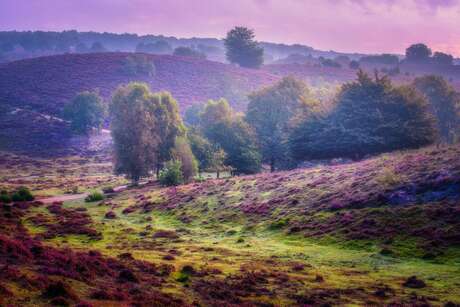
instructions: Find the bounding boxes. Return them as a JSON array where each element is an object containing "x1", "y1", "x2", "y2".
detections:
[{"x1": 1, "y1": 146, "x2": 460, "y2": 306}]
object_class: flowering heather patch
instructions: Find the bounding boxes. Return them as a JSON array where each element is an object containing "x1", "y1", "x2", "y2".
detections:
[
  {"x1": 2, "y1": 146, "x2": 460, "y2": 305},
  {"x1": 156, "y1": 146, "x2": 460, "y2": 246}
]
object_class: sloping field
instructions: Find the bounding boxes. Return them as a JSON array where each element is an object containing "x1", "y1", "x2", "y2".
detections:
[{"x1": 1, "y1": 146, "x2": 459, "y2": 306}]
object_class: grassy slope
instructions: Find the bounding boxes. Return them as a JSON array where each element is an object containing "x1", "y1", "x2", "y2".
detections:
[{"x1": 2, "y1": 146, "x2": 460, "y2": 306}]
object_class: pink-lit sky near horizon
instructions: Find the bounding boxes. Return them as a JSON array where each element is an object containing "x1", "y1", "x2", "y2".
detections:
[{"x1": 1, "y1": 0, "x2": 460, "y2": 56}]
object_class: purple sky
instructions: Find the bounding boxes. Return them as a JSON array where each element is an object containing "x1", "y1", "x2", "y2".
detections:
[{"x1": 1, "y1": 0, "x2": 459, "y2": 56}]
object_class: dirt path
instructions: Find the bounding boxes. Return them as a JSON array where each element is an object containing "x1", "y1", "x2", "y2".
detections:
[
  {"x1": 39, "y1": 193, "x2": 88, "y2": 204},
  {"x1": 38, "y1": 182, "x2": 147, "y2": 204}
]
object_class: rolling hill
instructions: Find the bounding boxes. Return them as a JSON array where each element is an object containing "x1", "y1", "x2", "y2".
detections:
[{"x1": 0, "y1": 52, "x2": 279, "y2": 155}]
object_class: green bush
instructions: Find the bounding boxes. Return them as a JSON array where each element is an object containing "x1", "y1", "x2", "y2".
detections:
[
  {"x1": 0, "y1": 190, "x2": 12, "y2": 203},
  {"x1": 11, "y1": 187, "x2": 34, "y2": 202},
  {"x1": 158, "y1": 160, "x2": 184, "y2": 186},
  {"x1": 85, "y1": 191, "x2": 104, "y2": 202}
]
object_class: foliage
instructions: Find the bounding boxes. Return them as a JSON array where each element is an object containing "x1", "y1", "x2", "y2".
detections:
[
  {"x1": 184, "y1": 104, "x2": 204, "y2": 127},
  {"x1": 224, "y1": 27, "x2": 264, "y2": 69},
  {"x1": 121, "y1": 54, "x2": 155, "y2": 76},
  {"x1": 152, "y1": 92, "x2": 186, "y2": 175},
  {"x1": 85, "y1": 191, "x2": 104, "y2": 202},
  {"x1": 158, "y1": 160, "x2": 184, "y2": 186},
  {"x1": 0, "y1": 190, "x2": 11, "y2": 203},
  {"x1": 173, "y1": 46, "x2": 206, "y2": 59},
  {"x1": 188, "y1": 128, "x2": 227, "y2": 175},
  {"x1": 405, "y1": 43, "x2": 432, "y2": 63},
  {"x1": 432, "y1": 52, "x2": 454, "y2": 66},
  {"x1": 110, "y1": 83, "x2": 159, "y2": 184},
  {"x1": 201, "y1": 99, "x2": 261, "y2": 174},
  {"x1": 289, "y1": 70, "x2": 437, "y2": 160},
  {"x1": 413, "y1": 75, "x2": 460, "y2": 143},
  {"x1": 172, "y1": 137, "x2": 198, "y2": 182},
  {"x1": 10, "y1": 187, "x2": 34, "y2": 202},
  {"x1": 247, "y1": 76, "x2": 315, "y2": 171},
  {"x1": 62, "y1": 91, "x2": 106, "y2": 135}
]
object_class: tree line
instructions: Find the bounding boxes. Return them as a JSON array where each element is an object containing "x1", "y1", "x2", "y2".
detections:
[{"x1": 63, "y1": 71, "x2": 459, "y2": 185}]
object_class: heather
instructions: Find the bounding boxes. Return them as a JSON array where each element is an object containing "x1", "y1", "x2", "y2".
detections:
[{"x1": 1, "y1": 146, "x2": 460, "y2": 305}]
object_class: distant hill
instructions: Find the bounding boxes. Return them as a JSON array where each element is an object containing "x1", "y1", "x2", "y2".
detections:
[
  {"x1": 0, "y1": 52, "x2": 279, "y2": 155},
  {"x1": 0, "y1": 30, "x2": 366, "y2": 64}
]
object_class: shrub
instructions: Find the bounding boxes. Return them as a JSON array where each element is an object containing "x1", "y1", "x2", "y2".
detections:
[
  {"x1": 11, "y1": 187, "x2": 34, "y2": 202},
  {"x1": 158, "y1": 160, "x2": 184, "y2": 186},
  {"x1": 85, "y1": 191, "x2": 104, "y2": 202},
  {"x1": 63, "y1": 91, "x2": 105, "y2": 135},
  {"x1": 121, "y1": 55, "x2": 155, "y2": 76},
  {"x1": 0, "y1": 190, "x2": 12, "y2": 203}
]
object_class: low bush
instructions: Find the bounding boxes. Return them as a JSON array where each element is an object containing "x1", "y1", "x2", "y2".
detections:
[
  {"x1": 158, "y1": 160, "x2": 184, "y2": 187},
  {"x1": 0, "y1": 190, "x2": 12, "y2": 203},
  {"x1": 11, "y1": 187, "x2": 34, "y2": 202},
  {"x1": 85, "y1": 191, "x2": 104, "y2": 202}
]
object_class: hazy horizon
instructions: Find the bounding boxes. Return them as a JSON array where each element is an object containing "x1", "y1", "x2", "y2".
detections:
[{"x1": 1, "y1": 0, "x2": 459, "y2": 57}]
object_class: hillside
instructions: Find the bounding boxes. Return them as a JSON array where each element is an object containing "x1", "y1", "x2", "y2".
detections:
[
  {"x1": 1, "y1": 146, "x2": 459, "y2": 306},
  {"x1": 0, "y1": 52, "x2": 279, "y2": 155}
]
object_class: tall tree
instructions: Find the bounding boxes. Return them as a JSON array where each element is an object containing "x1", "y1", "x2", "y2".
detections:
[
  {"x1": 63, "y1": 91, "x2": 105, "y2": 135},
  {"x1": 201, "y1": 99, "x2": 261, "y2": 174},
  {"x1": 289, "y1": 71, "x2": 437, "y2": 161},
  {"x1": 413, "y1": 75, "x2": 460, "y2": 143},
  {"x1": 247, "y1": 77, "x2": 316, "y2": 171},
  {"x1": 110, "y1": 83, "x2": 159, "y2": 184},
  {"x1": 151, "y1": 92, "x2": 186, "y2": 176},
  {"x1": 224, "y1": 27, "x2": 264, "y2": 69}
]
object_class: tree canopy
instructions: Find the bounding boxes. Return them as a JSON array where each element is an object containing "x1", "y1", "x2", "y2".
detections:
[
  {"x1": 405, "y1": 43, "x2": 432, "y2": 63},
  {"x1": 289, "y1": 71, "x2": 437, "y2": 161},
  {"x1": 413, "y1": 75, "x2": 460, "y2": 144},
  {"x1": 224, "y1": 27, "x2": 264, "y2": 69},
  {"x1": 110, "y1": 83, "x2": 159, "y2": 184},
  {"x1": 63, "y1": 91, "x2": 105, "y2": 135},
  {"x1": 247, "y1": 76, "x2": 315, "y2": 171}
]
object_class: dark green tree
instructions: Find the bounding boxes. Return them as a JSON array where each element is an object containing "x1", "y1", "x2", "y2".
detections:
[
  {"x1": 63, "y1": 91, "x2": 105, "y2": 135},
  {"x1": 289, "y1": 71, "x2": 437, "y2": 161},
  {"x1": 413, "y1": 75, "x2": 460, "y2": 143},
  {"x1": 224, "y1": 27, "x2": 264, "y2": 69},
  {"x1": 188, "y1": 128, "x2": 227, "y2": 177},
  {"x1": 247, "y1": 77, "x2": 315, "y2": 171},
  {"x1": 432, "y1": 52, "x2": 454, "y2": 66},
  {"x1": 405, "y1": 43, "x2": 432, "y2": 63}
]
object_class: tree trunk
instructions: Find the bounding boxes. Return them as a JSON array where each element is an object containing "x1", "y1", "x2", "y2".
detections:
[{"x1": 217, "y1": 170, "x2": 220, "y2": 179}]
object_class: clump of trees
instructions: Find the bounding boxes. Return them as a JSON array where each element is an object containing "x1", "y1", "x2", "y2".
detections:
[
  {"x1": 289, "y1": 71, "x2": 437, "y2": 160},
  {"x1": 184, "y1": 99, "x2": 261, "y2": 175},
  {"x1": 200, "y1": 99, "x2": 261, "y2": 174},
  {"x1": 63, "y1": 91, "x2": 106, "y2": 135},
  {"x1": 110, "y1": 83, "x2": 196, "y2": 185},
  {"x1": 173, "y1": 47, "x2": 206, "y2": 59},
  {"x1": 413, "y1": 75, "x2": 460, "y2": 143},
  {"x1": 247, "y1": 77, "x2": 316, "y2": 171},
  {"x1": 405, "y1": 43, "x2": 454, "y2": 66},
  {"x1": 121, "y1": 54, "x2": 155, "y2": 76},
  {"x1": 224, "y1": 27, "x2": 264, "y2": 69}
]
